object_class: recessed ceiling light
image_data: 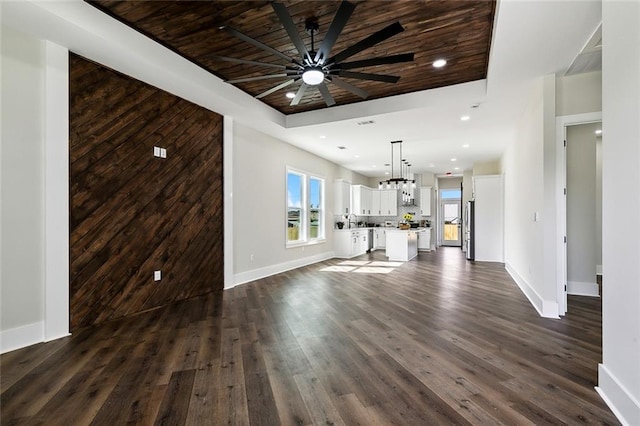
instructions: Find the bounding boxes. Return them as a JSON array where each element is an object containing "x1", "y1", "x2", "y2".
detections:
[
  {"x1": 433, "y1": 59, "x2": 447, "y2": 68},
  {"x1": 451, "y1": 158, "x2": 457, "y2": 162},
  {"x1": 384, "y1": 172, "x2": 390, "y2": 175},
  {"x1": 319, "y1": 135, "x2": 326, "y2": 139},
  {"x1": 354, "y1": 155, "x2": 360, "y2": 158},
  {"x1": 371, "y1": 165, "x2": 377, "y2": 168},
  {"x1": 595, "y1": 129, "x2": 603, "y2": 135},
  {"x1": 454, "y1": 167, "x2": 460, "y2": 170},
  {"x1": 286, "y1": 92, "x2": 295, "y2": 99},
  {"x1": 460, "y1": 115, "x2": 470, "y2": 121},
  {"x1": 463, "y1": 144, "x2": 470, "y2": 148}
]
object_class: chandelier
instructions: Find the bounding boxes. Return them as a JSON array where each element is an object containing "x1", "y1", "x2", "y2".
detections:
[{"x1": 379, "y1": 140, "x2": 416, "y2": 204}]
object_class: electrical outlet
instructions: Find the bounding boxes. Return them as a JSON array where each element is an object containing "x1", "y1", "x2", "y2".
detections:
[
  {"x1": 153, "y1": 146, "x2": 161, "y2": 157},
  {"x1": 250, "y1": 254, "x2": 254, "y2": 261},
  {"x1": 160, "y1": 148, "x2": 167, "y2": 158},
  {"x1": 154, "y1": 270, "x2": 162, "y2": 281}
]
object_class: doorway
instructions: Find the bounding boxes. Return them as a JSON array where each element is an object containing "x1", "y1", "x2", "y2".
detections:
[
  {"x1": 556, "y1": 113, "x2": 603, "y2": 315},
  {"x1": 441, "y1": 189, "x2": 462, "y2": 247}
]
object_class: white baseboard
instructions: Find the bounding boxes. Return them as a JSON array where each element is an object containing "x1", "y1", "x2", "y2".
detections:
[
  {"x1": 597, "y1": 264, "x2": 603, "y2": 276},
  {"x1": 567, "y1": 280, "x2": 600, "y2": 297},
  {"x1": 505, "y1": 262, "x2": 559, "y2": 319},
  {"x1": 1, "y1": 322, "x2": 44, "y2": 354},
  {"x1": 597, "y1": 363, "x2": 640, "y2": 425},
  {"x1": 232, "y1": 251, "x2": 335, "y2": 288}
]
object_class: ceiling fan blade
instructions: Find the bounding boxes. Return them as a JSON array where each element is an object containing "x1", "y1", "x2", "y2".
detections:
[
  {"x1": 291, "y1": 83, "x2": 308, "y2": 106},
  {"x1": 337, "y1": 70, "x2": 400, "y2": 83},
  {"x1": 314, "y1": 1, "x2": 356, "y2": 64},
  {"x1": 328, "y1": 77, "x2": 369, "y2": 99},
  {"x1": 221, "y1": 25, "x2": 298, "y2": 65},
  {"x1": 272, "y1": 2, "x2": 310, "y2": 62},
  {"x1": 207, "y1": 55, "x2": 290, "y2": 70},
  {"x1": 318, "y1": 83, "x2": 336, "y2": 107},
  {"x1": 256, "y1": 79, "x2": 298, "y2": 99},
  {"x1": 339, "y1": 53, "x2": 415, "y2": 70},
  {"x1": 226, "y1": 73, "x2": 296, "y2": 84},
  {"x1": 329, "y1": 22, "x2": 405, "y2": 65}
]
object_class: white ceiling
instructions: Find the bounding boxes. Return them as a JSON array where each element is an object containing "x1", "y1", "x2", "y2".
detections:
[{"x1": 2, "y1": 0, "x2": 602, "y2": 179}]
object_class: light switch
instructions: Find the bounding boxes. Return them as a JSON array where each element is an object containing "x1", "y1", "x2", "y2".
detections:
[
  {"x1": 534, "y1": 212, "x2": 540, "y2": 222},
  {"x1": 154, "y1": 270, "x2": 162, "y2": 281},
  {"x1": 160, "y1": 148, "x2": 167, "y2": 158},
  {"x1": 153, "y1": 146, "x2": 161, "y2": 157}
]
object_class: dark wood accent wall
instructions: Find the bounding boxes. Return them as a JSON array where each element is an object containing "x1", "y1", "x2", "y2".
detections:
[{"x1": 69, "y1": 53, "x2": 224, "y2": 331}]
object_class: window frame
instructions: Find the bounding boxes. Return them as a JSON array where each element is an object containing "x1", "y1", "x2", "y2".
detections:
[{"x1": 285, "y1": 167, "x2": 326, "y2": 248}]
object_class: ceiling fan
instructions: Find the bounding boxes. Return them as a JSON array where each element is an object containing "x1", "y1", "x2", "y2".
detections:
[{"x1": 215, "y1": 1, "x2": 415, "y2": 107}]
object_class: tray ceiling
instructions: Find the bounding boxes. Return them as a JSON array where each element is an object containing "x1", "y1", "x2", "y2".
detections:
[{"x1": 89, "y1": 0, "x2": 496, "y2": 115}]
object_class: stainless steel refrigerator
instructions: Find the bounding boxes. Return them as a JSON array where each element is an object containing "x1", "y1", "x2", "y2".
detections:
[{"x1": 465, "y1": 200, "x2": 475, "y2": 260}]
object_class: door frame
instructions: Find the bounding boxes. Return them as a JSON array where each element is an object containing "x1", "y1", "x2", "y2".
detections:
[
  {"x1": 556, "y1": 112, "x2": 602, "y2": 315},
  {"x1": 440, "y1": 197, "x2": 462, "y2": 247}
]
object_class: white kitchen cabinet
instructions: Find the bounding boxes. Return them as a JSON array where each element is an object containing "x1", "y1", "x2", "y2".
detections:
[
  {"x1": 334, "y1": 229, "x2": 369, "y2": 258},
  {"x1": 359, "y1": 230, "x2": 369, "y2": 253},
  {"x1": 374, "y1": 228, "x2": 386, "y2": 248},
  {"x1": 419, "y1": 187, "x2": 432, "y2": 216},
  {"x1": 371, "y1": 190, "x2": 381, "y2": 216},
  {"x1": 418, "y1": 228, "x2": 431, "y2": 251},
  {"x1": 352, "y1": 185, "x2": 373, "y2": 216},
  {"x1": 334, "y1": 180, "x2": 351, "y2": 215},
  {"x1": 380, "y1": 189, "x2": 397, "y2": 216}
]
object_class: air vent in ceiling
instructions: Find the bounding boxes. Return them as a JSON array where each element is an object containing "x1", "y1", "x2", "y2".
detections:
[
  {"x1": 337, "y1": 146, "x2": 347, "y2": 150},
  {"x1": 357, "y1": 120, "x2": 375, "y2": 126},
  {"x1": 566, "y1": 24, "x2": 602, "y2": 76}
]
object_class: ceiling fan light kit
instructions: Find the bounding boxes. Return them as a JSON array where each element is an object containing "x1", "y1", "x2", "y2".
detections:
[
  {"x1": 302, "y1": 67, "x2": 325, "y2": 85},
  {"x1": 217, "y1": 1, "x2": 415, "y2": 107}
]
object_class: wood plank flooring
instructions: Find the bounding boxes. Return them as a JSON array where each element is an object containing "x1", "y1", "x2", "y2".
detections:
[{"x1": 1, "y1": 248, "x2": 619, "y2": 425}]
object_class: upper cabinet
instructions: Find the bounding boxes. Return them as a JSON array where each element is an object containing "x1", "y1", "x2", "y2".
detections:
[
  {"x1": 347, "y1": 186, "x2": 398, "y2": 217},
  {"x1": 380, "y1": 189, "x2": 398, "y2": 216},
  {"x1": 334, "y1": 180, "x2": 351, "y2": 215},
  {"x1": 352, "y1": 185, "x2": 372, "y2": 216},
  {"x1": 419, "y1": 187, "x2": 432, "y2": 216}
]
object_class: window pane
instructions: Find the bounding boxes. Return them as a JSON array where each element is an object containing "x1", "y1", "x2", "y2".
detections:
[
  {"x1": 309, "y1": 177, "x2": 323, "y2": 239},
  {"x1": 441, "y1": 189, "x2": 461, "y2": 199},
  {"x1": 287, "y1": 172, "x2": 303, "y2": 243}
]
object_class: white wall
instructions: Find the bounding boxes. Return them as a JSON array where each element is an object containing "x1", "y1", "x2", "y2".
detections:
[
  {"x1": 556, "y1": 71, "x2": 602, "y2": 116},
  {"x1": 473, "y1": 159, "x2": 502, "y2": 176},
  {"x1": 1, "y1": 26, "x2": 45, "y2": 337},
  {"x1": 598, "y1": 1, "x2": 640, "y2": 424},
  {"x1": 502, "y1": 78, "x2": 549, "y2": 316},
  {"x1": 566, "y1": 123, "x2": 599, "y2": 294},
  {"x1": 232, "y1": 123, "x2": 367, "y2": 285}
]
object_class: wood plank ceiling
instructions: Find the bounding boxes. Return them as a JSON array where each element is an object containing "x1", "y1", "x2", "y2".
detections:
[{"x1": 89, "y1": 1, "x2": 496, "y2": 115}]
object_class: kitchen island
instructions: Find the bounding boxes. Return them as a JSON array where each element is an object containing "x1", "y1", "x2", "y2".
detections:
[{"x1": 385, "y1": 229, "x2": 419, "y2": 261}]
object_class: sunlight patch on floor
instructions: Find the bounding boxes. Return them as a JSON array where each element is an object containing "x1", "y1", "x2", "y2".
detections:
[
  {"x1": 353, "y1": 267, "x2": 394, "y2": 274},
  {"x1": 319, "y1": 266, "x2": 358, "y2": 272},
  {"x1": 320, "y1": 259, "x2": 405, "y2": 274}
]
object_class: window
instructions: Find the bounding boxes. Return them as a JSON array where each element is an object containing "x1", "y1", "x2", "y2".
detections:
[
  {"x1": 286, "y1": 168, "x2": 325, "y2": 246},
  {"x1": 287, "y1": 171, "x2": 304, "y2": 244},
  {"x1": 309, "y1": 177, "x2": 324, "y2": 240}
]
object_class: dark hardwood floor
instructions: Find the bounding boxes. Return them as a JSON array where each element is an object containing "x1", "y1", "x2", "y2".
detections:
[{"x1": 1, "y1": 248, "x2": 619, "y2": 425}]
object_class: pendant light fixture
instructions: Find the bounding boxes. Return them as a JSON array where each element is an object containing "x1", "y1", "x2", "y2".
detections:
[{"x1": 379, "y1": 140, "x2": 416, "y2": 199}]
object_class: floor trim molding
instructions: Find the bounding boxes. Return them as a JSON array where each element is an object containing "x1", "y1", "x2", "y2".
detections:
[
  {"x1": 231, "y1": 251, "x2": 335, "y2": 288},
  {"x1": 1, "y1": 322, "x2": 44, "y2": 354},
  {"x1": 567, "y1": 280, "x2": 600, "y2": 297},
  {"x1": 505, "y1": 262, "x2": 559, "y2": 318},
  {"x1": 596, "y1": 363, "x2": 640, "y2": 425}
]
